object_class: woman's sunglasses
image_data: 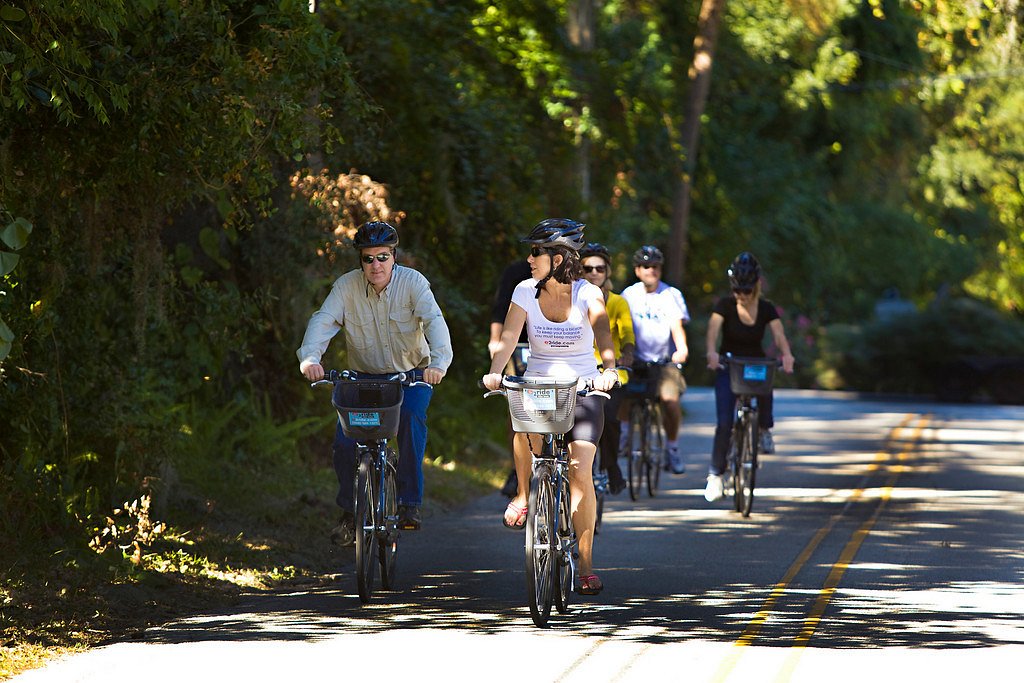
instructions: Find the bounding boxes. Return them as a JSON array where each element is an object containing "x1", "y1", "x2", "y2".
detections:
[
  {"x1": 732, "y1": 286, "x2": 754, "y2": 295},
  {"x1": 583, "y1": 265, "x2": 607, "y2": 274},
  {"x1": 529, "y1": 247, "x2": 548, "y2": 258},
  {"x1": 361, "y1": 252, "x2": 393, "y2": 264}
]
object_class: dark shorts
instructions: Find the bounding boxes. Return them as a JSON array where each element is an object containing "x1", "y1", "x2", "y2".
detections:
[{"x1": 566, "y1": 394, "x2": 606, "y2": 445}]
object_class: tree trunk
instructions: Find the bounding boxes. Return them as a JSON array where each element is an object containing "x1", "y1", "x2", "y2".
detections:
[
  {"x1": 568, "y1": 0, "x2": 597, "y2": 212},
  {"x1": 666, "y1": 0, "x2": 726, "y2": 286},
  {"x1": 305, "y1": 1, "x2": 325, "y2": 173}
]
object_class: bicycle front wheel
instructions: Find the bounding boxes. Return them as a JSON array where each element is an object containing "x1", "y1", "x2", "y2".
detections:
[
  {"x1": 553, "y1": 471, "x2": 575, "y2": 614},
  {"x1": 379, "y1": 449, "x2": 399, "y2": 589},
  {"x1": 646, "y1": 403, "x2": 665, "y2": 497},
  {"x1": 738, "y1": 417, "x2": 758, "y2": 517},
  {"x1": 525, "y1": 464, "x2": 555, "y2": 627},
  {"x1": 354, "y1": 456, "x2": 378, "y2": 603},
  {"x1": 729, "y1": 417, "x2": 743, "y2": 513}
]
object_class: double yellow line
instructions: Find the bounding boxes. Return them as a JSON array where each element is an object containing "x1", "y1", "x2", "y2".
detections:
[{"x1": 712, "y1": 413, "x2": 931, "y2": 683}]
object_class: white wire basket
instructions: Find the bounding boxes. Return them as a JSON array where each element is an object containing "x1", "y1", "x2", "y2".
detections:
[{"x1": 501, "y1": 376, "x2": 579, "y2": 434}]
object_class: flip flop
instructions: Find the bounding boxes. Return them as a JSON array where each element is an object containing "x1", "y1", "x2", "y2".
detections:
[
  {"x1": 577, "y1": 574, "x2": 604, "y2": 595},
  {"x1": 502, "y1": 501, "x2": 528, "y2": 530}
]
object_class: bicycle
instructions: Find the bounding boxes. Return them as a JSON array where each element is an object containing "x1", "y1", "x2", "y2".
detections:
[
  {"x1": 482, "y1": 375, "x2": 611, "y2": 628},
  {"x1": 311, "y1": 369, "x2": 428, "y2": 603},
  {"x1": 623, "y1": 360, "x2": 684, "y2": 501},
  {"x1": 719, "y1": 355, "x2": 779, "y2": 517}
]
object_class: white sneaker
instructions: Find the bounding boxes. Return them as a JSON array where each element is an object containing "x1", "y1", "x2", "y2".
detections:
[
  {"x1": 704, "y1": 474, "x2": 724, "y2": 502},
  {"x1": 760, "y1": 429, "x2": 775, "y2": 454}
]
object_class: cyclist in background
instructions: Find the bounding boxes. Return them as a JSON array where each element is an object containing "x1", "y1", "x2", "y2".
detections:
[
  {"x1": 297, "y1": 221, "x2": 453, "y2": 542},
  {"x1": 703, "y1": 252, "x2": 794, "y2": 502},
  {"x1": 483, "y1": 218, "x2": 618, "y2": 596},
  {"x1": 579, "y1": 242, "x2": 634, "y2": 495},
  {"x1": 487, "y1": 259, "x2": 533, "y2": 498},
  {"x1": 620, "y1": 245, "x2": 690, "y2": 474}
]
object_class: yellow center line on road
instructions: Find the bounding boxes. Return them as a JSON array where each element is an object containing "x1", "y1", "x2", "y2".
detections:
[
  {"x1": 709, "y1": 413, "x2": 923, "y2": 683},
  {"x1": 772, "y1": 414, "x2": 931, "y2": 683}
]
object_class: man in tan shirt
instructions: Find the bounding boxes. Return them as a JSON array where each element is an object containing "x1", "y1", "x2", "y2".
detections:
[{"x1": 298, "y1": 222, "x2": 452, "y2": 541}]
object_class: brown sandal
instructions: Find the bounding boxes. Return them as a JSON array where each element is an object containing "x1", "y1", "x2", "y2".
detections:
[
  {"x1": 577, "y1": 574, "x2": 604, "y2": 595},
  {"x1": 502, "y1": 501, "x2": 528, "y2": 530}
]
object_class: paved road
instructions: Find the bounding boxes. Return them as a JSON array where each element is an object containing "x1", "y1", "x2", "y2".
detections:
[{"x1": 16, "y1": 388, "x2": 1024, "y2": 682}]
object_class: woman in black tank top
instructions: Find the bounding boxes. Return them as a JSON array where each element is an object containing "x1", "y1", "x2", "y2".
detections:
[{"x1": 702, "y1": 253, "x2": 795, "y2": 502}]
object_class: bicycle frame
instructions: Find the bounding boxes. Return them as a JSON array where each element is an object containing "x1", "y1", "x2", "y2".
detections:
[
  {"x1": 530, "y1": 434, "x2": 576, "y2": 575},
  {"x1": 357, "y1": 440, "x2": 398, "y2": 542}
]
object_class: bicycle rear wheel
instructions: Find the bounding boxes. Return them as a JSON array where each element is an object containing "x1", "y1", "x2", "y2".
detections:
[
  {"x1": 525, "y1": 464, "x2": 555, "y2": 627},
  {"x1": 553, "y1": 471, "x2": 575, "y2": 614},
  {"x1": 379, "y1": 449, "x2": 399, "y2": 589},
  {"x1": 738, "y1": 417, "x2": 758, "y2": 517},
  {"x1": 646, "y1": 403, "x2": 664, "y2": 497},
  {"x1": 354, "y1": 456, "x2": 378, "y2": 603},
  {"x1": 627, "y1": 405, "x2": 645, "y2": 501}
]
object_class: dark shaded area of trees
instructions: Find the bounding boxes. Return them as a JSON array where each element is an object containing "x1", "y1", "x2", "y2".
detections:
[{"x1": 2, "y1": 0, "x2": 1023, "y2": 558}]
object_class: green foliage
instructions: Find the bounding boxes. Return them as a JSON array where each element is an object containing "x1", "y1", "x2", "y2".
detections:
[
  {"x1": 0, "y1": 206, "x2": 31, "y2": 359},
  {"x1": 3, "y1": 0, "x2": 1024, "y2": 608},
  {"x1": 822, "y1": 297, "x2": 1024, "y2": 399}
]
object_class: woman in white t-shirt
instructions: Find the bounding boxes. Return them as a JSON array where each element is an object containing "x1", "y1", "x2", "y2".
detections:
[{"x1": 483, "y1": 218, "x2": 617, "y2": 596}]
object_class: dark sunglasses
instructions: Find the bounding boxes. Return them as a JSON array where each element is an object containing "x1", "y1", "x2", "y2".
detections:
[
  {"x1": 361, "y1": 252, "x2": 392, "y2": 264},
  {"x1": 529, "y1": 247, "x2": 548, "y2": 258},
  {"x1": 640, "y1": 263, "x2": 661, "y2": 270},
  {"x1": 732, "y1": 286, "x2": 754, "y2": 295},
  {"x1": 583, "y1": 265, "x2": 607, "y2": 274}
]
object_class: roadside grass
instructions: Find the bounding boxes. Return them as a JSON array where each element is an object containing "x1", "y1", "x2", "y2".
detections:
[{"x1": 0, "y1": 388, "x2": 509, "y2": 680}]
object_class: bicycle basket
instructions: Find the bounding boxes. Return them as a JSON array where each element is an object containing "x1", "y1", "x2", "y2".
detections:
[
  {"x1": 626, "y1": 364, "x2": 664, "y2": 399},
  {"x1": 502, "y1": 376, "x2": 579, "y2": 434},
  {"x1": 332, "y1": 380, "x2": 404, "y2": 441},
  {"x1": 728, "y1": 357, "x2": 776, "y2": 396}
]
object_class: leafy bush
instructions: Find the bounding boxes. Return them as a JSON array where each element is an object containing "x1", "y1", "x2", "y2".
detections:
[{"x1": 822, "y1": 297, "x2": 1024, "y2": 401}]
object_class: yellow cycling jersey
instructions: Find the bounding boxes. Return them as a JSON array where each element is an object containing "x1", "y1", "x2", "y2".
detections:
[{"x1": 593, "y1": 291, "x2": 635, "y2": 383}]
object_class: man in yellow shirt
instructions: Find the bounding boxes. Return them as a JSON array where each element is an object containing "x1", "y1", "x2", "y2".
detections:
[{"x1": 580, "y1": 243, "x2": 635, "y2": 494}]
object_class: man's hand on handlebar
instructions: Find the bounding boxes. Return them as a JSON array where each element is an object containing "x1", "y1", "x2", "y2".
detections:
[
  {"x1": 301, "y1": 361, "x2": 325, "y2": 382},
  {"x1": 423, "y1": 367, "x2": 446, "y2": 385},
  {"x1": 481, "y1": 372, "x2": 503, "y2": 392}
]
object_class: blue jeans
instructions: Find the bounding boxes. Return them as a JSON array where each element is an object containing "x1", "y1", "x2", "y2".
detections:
[
  {"x1": 332, "y1": 378, "x2": 433, "y2": 512},
  {"x1": 710, "y1": 368, "x2": 774, "y2": 475}
]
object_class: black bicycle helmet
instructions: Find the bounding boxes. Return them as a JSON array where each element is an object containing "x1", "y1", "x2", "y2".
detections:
[
  {"x1": 632, "y1": 245, "x2": 664, "y2": 266},
  {"x1": 521, "y1": 218, "x2": 586, "y2": 252},
  {"x1": 579, "y1": 242, "x2": 611, "y2": 263},
  {"x1": 353, "y1": 221, "x2": 399, "y2": 249},
  {"x1": 727, "y1": 251, "x2": 761, "y2": 288}
]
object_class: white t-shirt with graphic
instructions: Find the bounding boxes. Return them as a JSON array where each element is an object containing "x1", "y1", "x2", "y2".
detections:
[
  {"x1": 620, "y1": 281, "x2": 690, "y2": 362},
  {"x1": 511, "y1": 278, "x2": 603, "y2": 381}
]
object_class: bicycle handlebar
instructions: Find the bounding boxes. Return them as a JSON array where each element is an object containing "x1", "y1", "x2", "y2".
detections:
[
  {"x1": 311, "y1": 369, "x2": 430, "y2": 389},
  {"x1": 715, "y1": 354, "x2": 784, "y2": 371},
  {"x1": 479, "y1": 375, "x2": 619, "y2": 400}
]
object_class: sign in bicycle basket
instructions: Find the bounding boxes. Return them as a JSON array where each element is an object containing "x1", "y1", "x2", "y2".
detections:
[
  {"x1": 332, "y1": 380, "x2": 404, "y2": 440},
  {"x1": 502, "y1": 376, "x2": 579, "y2": 434},
  {"x1": 728, "y1": 357, "x2": 777, "y2": 396}
]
